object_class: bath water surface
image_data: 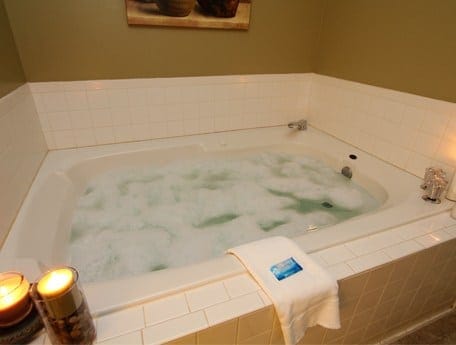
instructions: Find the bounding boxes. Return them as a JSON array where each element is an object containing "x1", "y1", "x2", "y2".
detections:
[{"x1": 69, "y1": 152, "x2": 379, "y2": 283}]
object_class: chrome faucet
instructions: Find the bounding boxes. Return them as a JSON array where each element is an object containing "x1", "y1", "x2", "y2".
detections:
[
  {"x1": 288, "y1": 119, "x2": 307, "y2": 131},
  {"x1": 421, "y1": 167, "x2": 448, "y2": 204}
]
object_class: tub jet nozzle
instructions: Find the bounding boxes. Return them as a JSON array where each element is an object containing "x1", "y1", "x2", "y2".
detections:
[{"x1": 341, "y1": 166, "x2": 352, "y2": 179}]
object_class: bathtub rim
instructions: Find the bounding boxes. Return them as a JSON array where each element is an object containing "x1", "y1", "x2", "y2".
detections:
[{"x1": 1, "y1": 125, "x2": 452, "y2": 315}]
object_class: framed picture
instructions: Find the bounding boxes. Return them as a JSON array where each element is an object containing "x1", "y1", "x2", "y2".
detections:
[{"x1": 125, "y1": 0, "x2": 251, "y2": 30}]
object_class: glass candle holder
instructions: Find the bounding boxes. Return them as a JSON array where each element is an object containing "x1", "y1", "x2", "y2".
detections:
[
  {"x1": 30, "y1": 267, "x2": 96, "y2": 345},
  {"x1": 0, "y1": 272, "x2": 33, "y2": 327}
]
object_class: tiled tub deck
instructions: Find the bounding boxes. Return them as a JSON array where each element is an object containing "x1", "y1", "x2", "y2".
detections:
[{"x1": 28, "y1": 211, "x2": 456, "y2": 345}]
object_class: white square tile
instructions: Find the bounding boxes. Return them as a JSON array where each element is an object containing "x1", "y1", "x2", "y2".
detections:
[
  {"x1": 65, "y1": 91, "x2": 88, "y2": 111},
  {"x1": 31, "y1": 93, "x2": 46, "y2": 113},
  {"x1": 96, "y1": 306, "x2": 145, "y2": 342},
  {"x1": 150, "y1": 122, "x2": 168, "y2": 139},
  {"x1": 186, "y1": 282, "x2": 229, "y2": 312},
  {"x1": 166, "y1": 120, "x2": 184, "y2": 137},
  {"x1": 415, "y1": 231, "x2": 453, "y2": 248},
  {"x1": 204, "y1": 292, "x2": 264, "y2": 326},
  {"x1": 128, "y1": 88, "x2": 149, "y2": 107},
  {"x1": 37, "y1": 112, "x2": 50, "y2": 131},
  {"x1": 41, "y1": 92, "x2": 67, "y2": 112},
  {"x1": 182, "y1": 103, "x2": 199, "y2": 120},
  {"x1": 317, "y1": 244, "x2": 356, "y2": 266},
  {"x1": 94, "y1": 127, "x2": 115, "y2": 145},
  {"x1": 396, "y1": 223, "x2": 430, "y2": 240},
  {"x1": 384, "y1": 240, "x2": 424, "y2": 260},
  {"x1": 53, "y1": 130, "x2": 75, "y2": 149},
  {"x1": 199, "y1": 117, "x2": 214, "y2": 134},
  {"x1": 96, "y1": 331, "x2": 142, "y2": 345},
  {"x1": 108, "y1": 89, "x2": 130, "y2": 108},
  {"x1": 346, "y1": 251, "x2": 390, "y2": 273},
  {"x1": 87, "y1": 89, "x2": 109, "y2": 109},
  {"x1": 74, "y1": 128, "x2": 96, "y2": 147},
  {"x1": 164, "y1": 104, "x2": 183, "y2": 122},
  {"x1": 326, "y1": 263, "x2": 355, "y2": 280},
  {"x1": 149, "y1": 105, "x2": 167, "y2": 123},
  {"x1": 413, "y1": 131, "x2": 441, "y2": 157},
  {"x1": 47, "y1": 112, "x2": 71, "y2": 130},
  {"x1": 223, "y1": 274, "x2": 259, "y2": 298},
  {"x1": 130, "y1": 107, "x2": 150, "y2": 125},
  {"x1": 42, "y1": 131, "x2": 55, "y2": 149},
  {"x1": 91, "y1": 109, "x2": 112, "y2": 127},
  {"x1": 131, "y1": 123, "x2": 151, "y2": 141},
  {"x1": 345, "y1": 231, "x2": 400, "y2": 256},
  {"x1": 142, "y1": 311, "x2": 207, "y2": 345},
  {"x1": 144, "y1": 294, "x2": 189, "y2": 326},
  {"x1": 111, "y1": 108, "x2": 131, "y2": 126},
  {"x1": 69, "y1": 110, "x2": 93, "y2": 129},
  {"x1": 444, "y1": 225, "x2": 456, "y2": 238},
  {"x1": 114, "y1": 125, "x2": 133, "y2": 142},
  {"x1": 183, "y1": 119, "x2": 200, "y2": 135},
  {"x1": 309, "y1": 253, "x2": 329, "y2": 268},
  {"x1": 420, "y1": 111, "x2": 449, "y2": 137},
  {"x1": 147, "y1": 87, "x2": 166, "y2": 105}
]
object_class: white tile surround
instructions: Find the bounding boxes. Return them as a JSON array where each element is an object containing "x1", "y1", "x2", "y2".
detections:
[
  {"x1": 29, "y1": 73, "x2": 456, "y2": 180},
  {"x1": 28, "y1": 212, "x2": 456, "y2": 345},
  {"x1": 0, "y1": 84, "x2": 47, "y2": 245},
  {"x1": 308, "y1": 74, "x2": 456, "y2": 178},
  {"x1": 30, "y1": 75, "x2": 310, "y2": 151}
]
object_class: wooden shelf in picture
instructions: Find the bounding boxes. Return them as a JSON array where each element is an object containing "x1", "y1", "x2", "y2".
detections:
[{"x1": 125, "y1": 0, "x2": 251, "y2": 30}]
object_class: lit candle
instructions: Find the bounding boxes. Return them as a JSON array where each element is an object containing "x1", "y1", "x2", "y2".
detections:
[
  {"x1": 31, "y1": 267, "x2": 96, "y2": 345},
  {"x1": 36, "y1": 268, "x2": 74, "y2": 299},
  {"x1": 0, "y1": 272, "x2": 32, "y2": 327}
]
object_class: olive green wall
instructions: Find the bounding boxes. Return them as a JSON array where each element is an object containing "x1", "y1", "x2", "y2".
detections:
[
  {"x1": 315, "y1": 0, "x2": 456, "y2": 103},
  {"x1": 4, "y1": 0, "x2": 456, "y2": 103},
  {"x1": 0, "y1": 0, "x2": 25, "y2": 98},
  {"x1": 3, "y1": 0, "x2": 324, "y2": 81}
]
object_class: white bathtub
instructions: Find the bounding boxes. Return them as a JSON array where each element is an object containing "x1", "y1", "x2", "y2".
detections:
[{"x1": 1, "y1": 126, "x2": 451, "y2": 315}]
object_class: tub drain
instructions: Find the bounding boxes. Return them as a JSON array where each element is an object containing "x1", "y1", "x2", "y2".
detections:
[{"x1": 321, "y1": 201, "x2": 333, "y2": 208}]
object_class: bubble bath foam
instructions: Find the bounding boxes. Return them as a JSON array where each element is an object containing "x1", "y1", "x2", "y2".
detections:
[{"x1": 69, "y1": 152, "x2": 379, "y2": 283}]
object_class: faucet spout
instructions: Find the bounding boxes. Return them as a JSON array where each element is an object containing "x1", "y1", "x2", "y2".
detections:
[{"x1": 288, "y1": 119, "x2": 307, "y2": 131}]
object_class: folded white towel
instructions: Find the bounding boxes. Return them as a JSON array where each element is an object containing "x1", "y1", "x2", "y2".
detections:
[{"x1": 227, "y1": 236, "x2": 340, "y2": 345}]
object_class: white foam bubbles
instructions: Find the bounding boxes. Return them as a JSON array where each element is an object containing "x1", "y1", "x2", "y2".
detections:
[{"x1": 69, "y1": 152, "x2": 379, "y2": 283}]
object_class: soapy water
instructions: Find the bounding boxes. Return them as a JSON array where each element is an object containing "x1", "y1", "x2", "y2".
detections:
[{"x1": 69, "y1": 152, "x2": 379, "y2": 283}]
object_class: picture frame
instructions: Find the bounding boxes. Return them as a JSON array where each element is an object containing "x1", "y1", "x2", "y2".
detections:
[{"x1": 125, "y1": 0, "x2": 251, "y2": 30}]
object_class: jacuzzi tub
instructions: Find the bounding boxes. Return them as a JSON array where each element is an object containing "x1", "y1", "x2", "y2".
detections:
[{"x1": 0, "y1": 126, "x2": 451, "y2": 315}]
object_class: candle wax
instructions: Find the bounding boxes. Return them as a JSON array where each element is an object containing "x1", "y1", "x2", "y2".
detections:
[
  {"x1": 0, "y1": 273, "x2": 31, "y2": 325},
  {"x1": 37, "y1": 268, "x2": 74, "y2": 299}
]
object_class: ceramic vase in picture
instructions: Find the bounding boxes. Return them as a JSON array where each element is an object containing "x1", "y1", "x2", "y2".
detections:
[
  {"x1": 155, "y1": 0, "x2": 196, "y2": 17},
  {"x1": 197, "y1": 0, "x2": 240, "y2": 17}
]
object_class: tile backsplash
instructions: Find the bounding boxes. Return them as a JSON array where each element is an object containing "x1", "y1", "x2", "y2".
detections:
[
  {"x1": 30, "y1": 73, "x2": 456, "y2": 179},
  {"x1": 0, "y1": 84, "x2": 47, "y2": 245},
  {"x1": 308, "y1": 74, "x2": 456, "y2": 178},
  {"x1": 30, "y1": 74, "x2": 311, "y2": 150}
]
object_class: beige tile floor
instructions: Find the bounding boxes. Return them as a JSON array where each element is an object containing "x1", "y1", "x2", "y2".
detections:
[{"x1": 392, "y1": 311, "x2": 456, "y2": 345}]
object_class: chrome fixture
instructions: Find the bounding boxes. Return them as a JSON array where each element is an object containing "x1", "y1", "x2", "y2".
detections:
[
  {"x1": 341, "y1": 166, "x2": 353, "y2": 179},
  {"x1": 421, "y1": 167, "x2": 448, "y2": 204},
  {"x1": 288, "y1": 119, "x2": 307, "y2": 131}
]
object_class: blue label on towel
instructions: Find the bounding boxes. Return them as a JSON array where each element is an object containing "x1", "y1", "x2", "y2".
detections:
[{"x1": 270, "y1": 257, "x2": 303, "y2": 281}]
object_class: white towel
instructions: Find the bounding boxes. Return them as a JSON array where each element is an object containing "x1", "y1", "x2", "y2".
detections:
[{"x1": 227, "y1": 236, "x2": 340, "y2": 345}]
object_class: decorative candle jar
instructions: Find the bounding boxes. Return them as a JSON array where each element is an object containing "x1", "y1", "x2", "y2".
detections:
[
  {"x1": 30, "y1": 267, "x2": 96, "y2": 345},
  {"x1": 0, "y1": 272, "x2": 32, "y2": 327}
]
